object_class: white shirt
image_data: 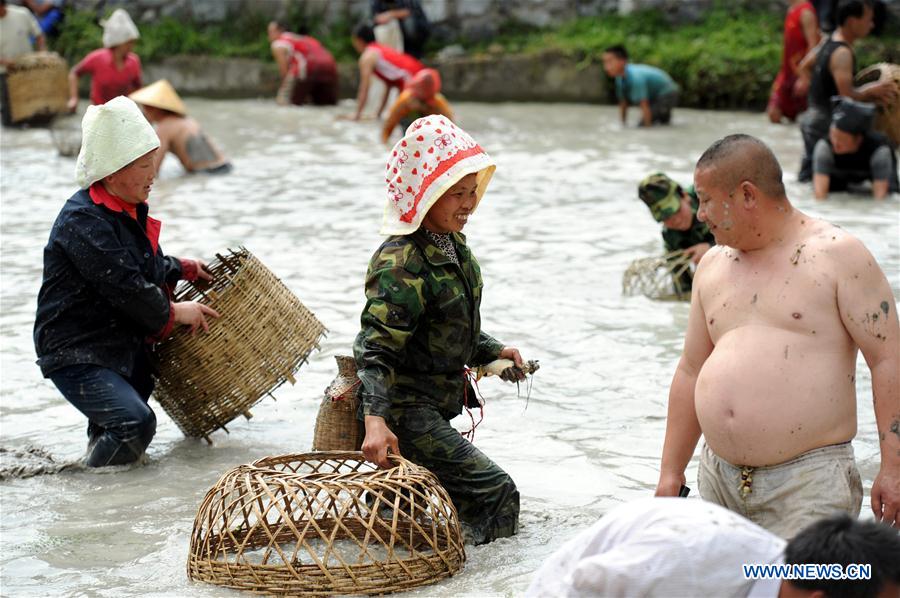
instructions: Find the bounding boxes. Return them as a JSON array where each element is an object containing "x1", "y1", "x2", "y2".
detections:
[
  {"x1": 526, "y1": 498, "x2": 786, "y2": 598},
  {"x1": 0, "y1": 5, "x2": 41, "y2": 73}
]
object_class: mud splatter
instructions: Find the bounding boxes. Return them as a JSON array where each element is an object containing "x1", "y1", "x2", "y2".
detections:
[
  {"x1": 709, "y1": 318, "x2": 715, "y2": 325},
  {"x1": 891, "y1": 420, "x2": 900, "y2": 441},
  {"x1": 881, "y1": 301, "x2": 890, "y2": 316},
  {"x1": 783, "y1": 345, "x2": 789, "y2": 359},
  {"x1": 790, "y1": 243, "x2": 806, "y2": 265},
  {"x1": 751, "y1": 293, "x2": 758, "y2": 305}
]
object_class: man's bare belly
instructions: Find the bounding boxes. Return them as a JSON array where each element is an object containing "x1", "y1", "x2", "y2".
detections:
[{"x1": 695, "y1": 326, "x2": 858, "y2": 466}]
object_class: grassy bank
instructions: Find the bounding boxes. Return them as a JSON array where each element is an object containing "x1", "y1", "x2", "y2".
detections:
[
  {"x1": 50, "y1": 7, "x2": 898, "y2": 109},
  {"x1": 475, "y1": 8, "x2": 899, "y2": 109}
]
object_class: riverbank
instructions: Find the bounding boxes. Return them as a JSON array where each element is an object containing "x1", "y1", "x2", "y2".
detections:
[{"x1": 53, "y1": 7, "x2": 900, "y2": 108}]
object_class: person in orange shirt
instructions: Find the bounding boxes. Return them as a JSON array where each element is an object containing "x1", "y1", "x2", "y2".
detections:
[{"x1": 380, "y1": 68, "x2": 453, "y2": 143}]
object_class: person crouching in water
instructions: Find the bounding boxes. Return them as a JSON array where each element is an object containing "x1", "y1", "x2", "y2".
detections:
[
  {"x1": 129, "y1": 80, "x2": 231, "y2": 175},
  {"x1": 381, "y1": 68, "x2": 454, "y2": 144},
  {"x1": 638, "y1": 172, "x2": 715, "y2": 292},
  {"x1": 355, "y1": 117, "x2": 526, "y2": 544},
  {"x1": 813, "y1": 95, "x2": 897, "y2": 200},
  {"x1": 33, "y1": 96, "x2": 219, "y2": 467}
]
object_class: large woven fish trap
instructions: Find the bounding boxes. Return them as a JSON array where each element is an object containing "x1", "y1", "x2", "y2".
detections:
[
  {"x1": 154, "y1": 248, "x2": 326, "y2": 442},
  {"x1": 3, "y1": 52, "x2": 68, "y2": 124},
  {"x1": 855, "y1": 63, "x2": 900, "y2": 146},
  {"x1": 622, "y1": 250, "x2": 692, "y2": 301},
  {"x1": 188, "y1": 452, "x2": 466, "y2": 596},
  {"x1": 312, "y1": 355, "x2": 363, "y2": 451}
]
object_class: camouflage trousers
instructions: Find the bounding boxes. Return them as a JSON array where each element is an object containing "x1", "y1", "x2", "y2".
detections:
[{"x1": 393, "y1": 406, "x2": 519, "y2": 545}]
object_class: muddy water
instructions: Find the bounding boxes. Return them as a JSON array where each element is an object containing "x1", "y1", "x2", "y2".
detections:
[{"x1": 1, "y1": 100, "x2": 897, "y2": 596}]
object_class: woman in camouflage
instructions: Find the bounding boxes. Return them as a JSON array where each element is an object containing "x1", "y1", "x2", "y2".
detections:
[{"x1": 354, "y1": 116, "x2": 525, "y2": 545}]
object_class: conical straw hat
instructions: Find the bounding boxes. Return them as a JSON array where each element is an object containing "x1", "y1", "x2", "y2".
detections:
[{"x1": 129, "y1": 79, "x2": 187, "y2": 116}]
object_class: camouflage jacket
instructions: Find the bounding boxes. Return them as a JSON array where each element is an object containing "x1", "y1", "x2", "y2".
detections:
[
  {"x1": 661, "y1": 186, "x2": 715, "y2": 253},
  {"x1": 354, "y1": 229, "x2": 504, "y2": 421}
]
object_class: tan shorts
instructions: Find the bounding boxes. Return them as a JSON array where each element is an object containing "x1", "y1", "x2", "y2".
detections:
[{"x1": 699, "y1": 442, "x2": 862, "y2": 539}]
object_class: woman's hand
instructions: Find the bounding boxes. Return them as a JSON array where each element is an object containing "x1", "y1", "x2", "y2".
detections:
[
  {"x1": 497, "y1": 346, "x2": 526, "y2": 382},
  {"x1": 172, "y1": 301, "x2": 219, "y2": 334},
  {"x1": 362, "y1": 415, "x2": 401, "y2": 468}
]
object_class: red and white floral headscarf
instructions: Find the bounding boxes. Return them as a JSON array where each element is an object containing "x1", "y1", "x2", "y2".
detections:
[{"x1": 381, "y1": 116, "x2": 495, "y2": 235}]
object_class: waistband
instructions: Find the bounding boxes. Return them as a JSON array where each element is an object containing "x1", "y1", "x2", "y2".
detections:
[{"x1": 704, "y1": 441, "x2": 854, "y2": 472}]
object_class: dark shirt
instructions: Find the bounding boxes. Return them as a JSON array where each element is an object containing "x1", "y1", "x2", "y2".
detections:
[
  {"x1": 34, "y1": 189, "x2": 182, "y2": 378},
  {"x1": 808, "y1": 39, "x2": 853, "y2": 111}
]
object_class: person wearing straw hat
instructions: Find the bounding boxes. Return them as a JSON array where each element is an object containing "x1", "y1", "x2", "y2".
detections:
[
  {"x1": 34, "y1": 96, "x2": 219, "y2": 468},
  {"x1": 380, "y1": 68, "x2": 454, "y2": 144},
  {"x1": 354, "y1": 116, "x2": 527, "y2": 545},
  {"x1": 813, "y1": 95, "x2": 897, "y2": 199},
  {"x1": 129, "y1": 79, "x2": 231, "y2": 175},
  {"x1": 66, "y1": 8, "x2": 141, "y2": 113}
]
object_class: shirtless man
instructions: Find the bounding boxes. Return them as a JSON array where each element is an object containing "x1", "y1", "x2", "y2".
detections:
[
  {"x1": 129, "y1": 79, "x2": 230, "y2": 175},
  {"x1": 655, "y1": 134, "x2": 899, "y2": 538}
]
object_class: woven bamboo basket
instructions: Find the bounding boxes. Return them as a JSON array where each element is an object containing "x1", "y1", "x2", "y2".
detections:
[
  {"x1": 854, "y1": 63, "x2": 900, "y2": 146},
  {"x1": 188, "y1": 452, "x2": 466, "y2": 596},
  {"x1": 153, "y1": 248, "x2": 326, "y2": 442},
  {"x1": 312, "y1": 356, "x2": 364, "y2": 451},
  {"x1": 622, "y1": 250, "x2": 692, "y2": 301},
  {"x1": 4, "y1": 52, "x2": 68, "y2": 124}
]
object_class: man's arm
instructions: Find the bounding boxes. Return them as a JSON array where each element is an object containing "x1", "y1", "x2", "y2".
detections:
[
  {"x1": 813, "y1": 173, "x2": 831, "y2": 199},
  {"x1": 353, "y1": 50, "x2": 377, "y2": 120},
  {"x1": 656, "y1": 252, "x2": 716, "y2": 496},
  {"x1": 832, "y1": 47, "x2": 897, "y2": 105},
  {"x1": 836, "y1": 237, "x2": 900, "y2": 526},
  {"x1": 799, "y1": 8, "x2": 821, "y2": 59},
  {"x1": 639, "y1": 99, "x2": 653, "y2": 127}
]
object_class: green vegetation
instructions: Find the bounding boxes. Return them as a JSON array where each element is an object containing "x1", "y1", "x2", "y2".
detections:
[
  {"x1": 469, "y1": 7, "x2": 899, "y2": 109},
  {"x1": 50, "y1": 6, "x2": 899, "y2": 110}
]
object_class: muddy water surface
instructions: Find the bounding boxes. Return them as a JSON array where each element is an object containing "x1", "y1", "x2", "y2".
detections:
[{"x1": 1, "y1": 100, "x2": 898, "y2": 596}]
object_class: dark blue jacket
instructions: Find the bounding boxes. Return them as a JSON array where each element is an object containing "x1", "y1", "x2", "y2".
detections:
[{"x1": 34, "y1": 189, "x2": 182, "y2": 378}]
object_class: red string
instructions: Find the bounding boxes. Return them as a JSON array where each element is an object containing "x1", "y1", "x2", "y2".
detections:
[{"x1": 461, "y1": 368, "x2": 485, "y2": 442}]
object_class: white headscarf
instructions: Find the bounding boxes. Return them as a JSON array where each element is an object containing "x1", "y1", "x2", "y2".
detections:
[
  {"x1": 101, "y1": 9, "x2": 140, "y2": 49},
  {"x1": 381, "y1": 116, "x2": 495, "y2": 236},
  {"x1": 75, "y1": 96, "x2": 160, "y2": 189}
]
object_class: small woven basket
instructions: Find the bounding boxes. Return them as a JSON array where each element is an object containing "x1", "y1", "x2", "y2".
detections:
[
  {"x1": 188, "y1": 452, "x2": 466, "y2": 596},
  {"x1": 622, "y1": 250, "x2": 692, "y2": 301},
  {"x1": 854, "y1": 63, "x2": 900, "y2": 146},
  {"x1": 4, "y1": 52, "x2": 68, "y2": 124},
  {"x1": 312, "y1": 356, "x2": 364, "y2": 451},
  {"x1": 153, "y1": 248, "x2": 326, "y2": 442}
]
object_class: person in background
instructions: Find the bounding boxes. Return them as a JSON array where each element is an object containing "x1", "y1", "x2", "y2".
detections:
[
  {"x1": 526, "y1": 497, "x2": 900, "y2": 598},
  {"x1": 370, "y1": 0, "x2": 430, "y2": 59},
  {"x1": 267, "y1": 20, "x2": 337, "y2": 106},
  {"x1": 129, "y1": 79, "x2": 231, "y2": 176},
  {"x1": 767, "y1": 0, "x2": 820, "y2": 123},
  {"x1": 380, "y1": 68, "x2": 453, "y2": 144},
  {"x1": 601, "y1": 44, "x2": 679, "y2": 127},
  {"x1": 813, "y1": 96, "x2": 897, "y2": 199},
  {"x1": 346, "y1": 21, "x2": 424, "y2": 121},
  {"x1": 655, "y1": 134, "x2": 900, "y2": 538},
  {"x1": 67, "y1": 8, "x2": 141, "y2": 112},
  {"x1": 637, "y1": 172, "x2": 715, "y2": 292},
  {"x1": 19, "y1": 0, "x2": 64, "y2": 38},
  {"x1": 796, "y1": 0, "x2": 896, "y2": 181},
  {"x1": 355, "y1": 116, "x2": 526, "y2": 545},
  {"x1": 34, "y1": 97, "x2": 218, "y2": 468},
  {"x1": 0, "y1": 0, "x2": 44, "y2": 125}
]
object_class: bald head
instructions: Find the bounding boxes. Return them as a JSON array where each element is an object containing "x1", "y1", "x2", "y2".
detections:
[{"x1": 696, "y1": 134, "x2": 786, "y2": 200}]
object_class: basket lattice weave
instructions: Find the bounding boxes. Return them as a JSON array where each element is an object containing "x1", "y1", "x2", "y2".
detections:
[
  {"x1": 5, "y1": 52, "x2": 68, "y2": 123},
  {"x1": 854, "y1": 63, "x2": 900, "y2": 146},
  {"x1": 622, "y1": 250, "x2": 692, "y2": 301},
  {"x1": 312, "y1": 356, "x2": 364, "y2": 451},
  {"x1": 188, "y1": 452, "x2": 466, "y2": 596},
  {"x1": 154, "y1": 248, "x2": 326, "y2": 442}
]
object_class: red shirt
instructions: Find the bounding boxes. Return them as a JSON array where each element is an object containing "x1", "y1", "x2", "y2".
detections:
[
  {"x1": 369, "y1": 43, "x2": 424, "y2": 89},
  {"x1": 74, "y1": 48, "x2": 143, "y2": 105},
  {"x1": 273, "y1": 33, "x2": 336, "y2": 78},
  {"x1": 780, "y1": 2, "x2": 816, "y2": 77}
]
